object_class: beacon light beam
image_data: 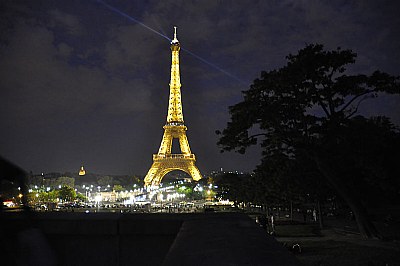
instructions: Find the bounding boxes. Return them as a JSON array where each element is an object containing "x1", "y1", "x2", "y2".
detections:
[
  {"x1": 96, "y1": 0, "x2": 171, "y2": 42},
  {"x1": 96, "y1": 0, "x2": 246, "y2": 85},
  {"x1": 181, "y1": 47, "x2": 247, "y2": 85}
]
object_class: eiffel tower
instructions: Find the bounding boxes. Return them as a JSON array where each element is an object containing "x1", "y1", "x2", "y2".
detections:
[{"x1": 144, "y1": 27, "x2": 202, "y2": 186}]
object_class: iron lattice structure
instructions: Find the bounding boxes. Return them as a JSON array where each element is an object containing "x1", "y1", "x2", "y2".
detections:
[{"x1": 144, "y1": 27, "x2": 202, "y2": 186}]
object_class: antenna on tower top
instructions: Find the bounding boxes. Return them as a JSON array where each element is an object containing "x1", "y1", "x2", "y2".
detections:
[{"x1": 171, "y1": 26, "x2": 179, "y2": 44}]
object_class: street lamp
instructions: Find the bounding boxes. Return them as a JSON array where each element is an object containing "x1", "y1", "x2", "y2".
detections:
[
  {"x1": 95, "y1": 194, "x2": 102, "y2": 212},
  {"x1": 85, "y1": 187, "x2": 89, "y2": 204}
]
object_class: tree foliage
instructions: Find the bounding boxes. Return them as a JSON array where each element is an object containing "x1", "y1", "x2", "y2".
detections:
[
  {"x1": 58, "y1": 185, "x2": 76, "y2": 202},
  {"x1": 55, "y1": 176, "x2": 75, "y2": 188},
  {"x1": 113, "y1": 184, "x2": 124, "y2": 192},
  {"x1": 75, "y1": 192, "x2": 86, "y2": 202},
  {"x1": 97, "y1": 176, "x2": 113, "y2": 187},
  {"x1": 218, "y1": 44, "x2": 399, "y2": 156},
  {"x1": 215, "y1": 172, "x2": 253, "y2": 206},
  {"x1": 217, "y1": 44, "x2": 400, "y2": 238}
]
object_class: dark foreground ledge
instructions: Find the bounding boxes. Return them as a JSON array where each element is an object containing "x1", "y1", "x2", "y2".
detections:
[{"x1": 0, "y1": 212, "x2": 299, "y2": 266}]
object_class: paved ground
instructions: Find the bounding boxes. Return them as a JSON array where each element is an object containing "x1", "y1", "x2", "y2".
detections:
[
  {"x1": 163, "y1": 213, "x2": 299, "y2": 266},
  {"x1": 1, "y1": 212, "x2": 300, "y2": 266}
]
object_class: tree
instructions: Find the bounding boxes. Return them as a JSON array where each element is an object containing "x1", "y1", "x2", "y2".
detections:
[
  {"x1": 176, "y1": 185, "x2": 193, "y2": 198},
  {"x1": 113, "y1": 184, "x2": 124, "y2": 192},
  {"x1": 320, "y1": 116, "x2": 400, "y2": 205},
  {"x1": 38, "y1": 190, "x2": 59, "y2": 203},
  {"x1": 217, "y1": 44, "x2": 400, "y2": 238},
  {"x1": 131, "y1": 175, "x2": 143, "y2": 186},
  {"x1": 55, "y1": 176, "x2": 75, "y2": 188},
  {"x1": 75, "y1": 192, "x2": 87, "y2": 202},
  {"x1": 58, "y1": 185, "x2": 76, "y2": 202},
  {"x1": 215, "y1": 172, "x2": 253, "y2": 207},
  {"x1": 215, "y1": 155, "x2": 333, "y2": 222},
  {"x1": 255, "y1": 151, "x2": 334, "y2": 227},
  {"x1": 97, "y1": 176, "x2": 113, "y2": 187}
]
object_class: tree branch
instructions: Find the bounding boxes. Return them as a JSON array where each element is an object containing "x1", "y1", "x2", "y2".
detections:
[
  {"x1": 339, "y1": 89, "x2": 374, "y2": 113},
  {"x1": 327, "y1": 66, "x2": 336, "y2": 82},
  {"x1": 313, "y1": 84, "x2": 331, "y2": 117},
  {"x1": 247, "y1": 133, "x2": 268, "y2": 140},
  {"x1": 345, "y1": 95, "x2": 370, "y2": 119},
  {"x1": 317, "y1": 98, "x2": 331, "y2": 117}
]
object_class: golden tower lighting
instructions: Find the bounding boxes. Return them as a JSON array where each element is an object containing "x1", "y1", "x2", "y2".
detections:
[
  {"x1": 79, "y1": 165, "x2": 86, "y2": 176},
  {"x1": 144, "y1": 27, "x2": 202, "y2": 187}
]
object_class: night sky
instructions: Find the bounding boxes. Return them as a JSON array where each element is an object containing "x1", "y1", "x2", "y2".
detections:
[{"x1": 1, "y1": 1, "x2": 399, "y2": 176}]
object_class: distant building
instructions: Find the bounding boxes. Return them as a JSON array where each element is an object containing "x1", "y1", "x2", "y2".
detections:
[{"x1": 79, "y1": 165, "x2": 86, "y2": 176}]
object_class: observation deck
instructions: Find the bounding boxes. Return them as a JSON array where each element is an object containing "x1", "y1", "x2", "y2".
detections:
[{"x1": 153, "y1": 154, "x2": 196, "y2": 160}]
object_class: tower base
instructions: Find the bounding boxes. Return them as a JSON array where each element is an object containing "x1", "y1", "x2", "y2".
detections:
[{"x1": 144, "y1": 154, "x2": 202, "y2": 186}]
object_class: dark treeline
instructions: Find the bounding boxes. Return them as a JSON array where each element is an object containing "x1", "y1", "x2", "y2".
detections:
[{"x1": 27, "y1": 172, "x2": 143, "y2": 190}]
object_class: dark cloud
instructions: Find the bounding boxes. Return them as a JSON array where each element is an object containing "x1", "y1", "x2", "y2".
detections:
[{"x1": 0, "y1": 0, "x2": 399, "y2": 175}]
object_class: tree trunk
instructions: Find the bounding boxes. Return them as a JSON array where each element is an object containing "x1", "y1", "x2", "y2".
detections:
[
  {"x1": 263, "y1": 204, "x2": 268, "y2": 215},
  {"x1": 290, "y1": 200, "x2": 293, "y2": 222},
  {"x1": 313, "y1": 155, "x2": 380, "y2": 239},
  {"x1": 317, "y1": 200, "x2": 323, "y2": 229},
  {"x1": 264, "y1": 203, "x2": 269, "y2": 217}
]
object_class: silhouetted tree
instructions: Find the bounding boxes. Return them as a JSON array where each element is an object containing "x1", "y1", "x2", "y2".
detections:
[
  {"x1": 324, "y1": 116, "x2": 400, "y2": 206},
  {"x1": 215, "y1": 172, "x2": 253, "y2": 207},
  {"x1": 217, "y1": 44, "x2": 400, "y2": 238}
]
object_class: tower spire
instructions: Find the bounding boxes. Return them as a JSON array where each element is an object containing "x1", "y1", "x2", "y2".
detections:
[
  {"x1": 167, "y1": 26, "x2": 183, "y2": 124},
  {"x1": 172, "y1": 26, "x2": 178, "y2": 44}
]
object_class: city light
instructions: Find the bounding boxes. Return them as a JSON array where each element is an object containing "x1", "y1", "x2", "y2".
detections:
[{"x1": 95, "y1": 195, "x2": 102, "y2": 202}]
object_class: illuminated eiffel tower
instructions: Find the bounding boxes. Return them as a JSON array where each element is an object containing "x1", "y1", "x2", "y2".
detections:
[{"x1": 144, "y1": 27, "x2": 202, "y2": 186}]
